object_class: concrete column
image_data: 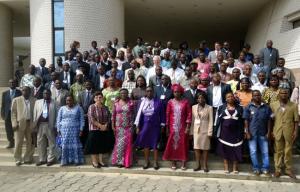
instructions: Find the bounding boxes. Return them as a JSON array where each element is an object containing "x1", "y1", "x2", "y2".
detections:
[
  {"x1": 64, "y1": 0, "x2": 125, "y2": 52},
  {"x1": 0, "y1": 4, "x2": 13, "y2": 86},
  {"x1": 30, "y1": 0, "x2": 53, "y2": 66}
]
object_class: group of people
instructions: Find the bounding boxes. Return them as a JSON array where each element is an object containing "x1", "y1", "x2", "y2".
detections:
[{"x1": 1, "y1": 37, "x2": 300, "y2": 180}]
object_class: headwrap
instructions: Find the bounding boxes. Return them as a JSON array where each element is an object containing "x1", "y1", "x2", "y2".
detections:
[
  {"x1": 171, "y1": 84, "x2": 185, "y2": 94},
  {"x1": 199, "y1": 73, "x2": 209, "y2": 80}
]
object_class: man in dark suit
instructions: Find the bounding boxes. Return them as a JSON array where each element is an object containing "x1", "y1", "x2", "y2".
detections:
[
  {"x1": 42, "y1": 64, "x2": 56, "y2": 84},
  {"x1": 101, "y1": 51, "x2": 112, "y2": 72},
  {"x1": 32, "y1": 76, "x2": 45, "y2": 100},
  {"x1": 59, "y1": 62, "x2": 75, "y2": 89},
  {"x1": 154, "y1": 75, "x2": 173, "y2": 105},
  {"x1": 93, "y1": 65, "x2": 109, "y2": 91},
  {"x1": 70, "y1": 53, "x2": 90, "y2": 77},
  {"x1": 154, "y1": 74, "x2": 173, "y2": 152},
  {"x1": 206, "y1": 73, "x2": 232, "y2": 109},
  {"x1": 259, "y1": 40, "x2": 279, "y2": 70},
  {"x1": 184, "y1": 78, "x2": 205, "y2": 107},
  {"x1": 149, "y1": 66, "x2": 163, "y2": 88},
  {"x1": 1, "y1": 79, "x2": 22, "y2": 148},
  {"x1": 35, "y1": 58, "x2": 49, "y2": 82},
  {"x1": 89, "y1": 54, "x2": 102, "y2": 81},
  {"x1": 77, "y1": 80, "x2": 94, "y2": 146}
]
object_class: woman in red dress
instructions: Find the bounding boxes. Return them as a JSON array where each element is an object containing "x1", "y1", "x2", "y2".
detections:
[{"x1": 163, "y1": 84, "x2": 192, "y2": 170}]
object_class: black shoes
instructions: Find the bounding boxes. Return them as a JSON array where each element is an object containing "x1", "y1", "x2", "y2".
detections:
[
  {"x1": 36, "y1": 161, "x2": 47, "y2": 166},
  {"x1": 6, "y1": 143, "x2": 14, "y2": 149},
  {"x1": 47, "y1": 161, "x2": 55, "y2": 166}
]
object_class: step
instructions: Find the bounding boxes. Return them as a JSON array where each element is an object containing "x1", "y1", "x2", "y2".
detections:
[
  {"x1": 0, "y1": 162, "x2": 299, "y2": 183},
  {"x1": 0, "y1": 148, "x2": 300, "y2": 173}
]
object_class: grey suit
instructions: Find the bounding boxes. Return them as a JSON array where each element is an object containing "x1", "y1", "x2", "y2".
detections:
[
  {"x1": 33, "y1": 99, "x2": 57, "y2": 162},
  {"x1": 149, "y1": 75, "x2": 162, "y2": 88},
  {"x1": 208, "y1": 50, "x2": 226, "y2": 63},
  {"x1": 51, "y1": 88, "x2": 69, "y2": 110},
  {"x1": 259, "y1": 47, "x2": 279, "y2": 70}
]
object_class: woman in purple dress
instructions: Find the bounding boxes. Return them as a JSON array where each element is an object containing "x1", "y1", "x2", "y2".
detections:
[
  {"x1": 215, "y1": 92, "x2": 244, "y2": 174},
  {"x1": 134, "y1": 86, "x2": 165, "y2": 170}
]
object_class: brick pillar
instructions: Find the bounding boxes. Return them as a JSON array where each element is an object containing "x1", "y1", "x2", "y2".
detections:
[
  {"x1": 64, "y1": 0, "x2": 125, "y2": 52},
  {"x1": 30, "y1": 0, "x2": 53, "y2": 66}
]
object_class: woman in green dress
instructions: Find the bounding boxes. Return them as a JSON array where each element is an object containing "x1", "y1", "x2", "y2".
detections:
[{"x1": 102, "y1": 77, "x2": 120, "y2": 112}]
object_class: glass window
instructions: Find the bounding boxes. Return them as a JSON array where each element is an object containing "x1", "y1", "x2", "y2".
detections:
[
  {"x1": 293, "y1": 19, "x2": 300, "y2": 29},
  {"x1": 54, "y1": 30, "x2": 64, "y2": 54},
  {"x1": 54, "y1": 2, "x2": 64, "y2": 28}
]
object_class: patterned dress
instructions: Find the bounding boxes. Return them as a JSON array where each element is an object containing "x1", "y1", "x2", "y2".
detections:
[
  {"x1": 56, "y1": 105, "x2": 85, "y2": 165},
  {"x1": 111, "y1": 99, "x2": 135, "y2": 167},
  {"x1": 163, "y1": 99, "x2": 192, "y2": 161},
  {"x1": 262, "y1": 88, "x2": 280, "y2": 105}
]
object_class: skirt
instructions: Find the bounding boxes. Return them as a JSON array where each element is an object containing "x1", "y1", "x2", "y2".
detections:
[{"x1": 84, "y1": 130, "x2": 114, "y2": 154}]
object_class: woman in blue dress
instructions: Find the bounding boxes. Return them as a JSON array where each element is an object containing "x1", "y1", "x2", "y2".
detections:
[
  {"x1": 134, "y1": 86, "x2": 165, "y2": 170},
  {"x1": 57, "y1": 95, "x2": 85, "y2": 166}
]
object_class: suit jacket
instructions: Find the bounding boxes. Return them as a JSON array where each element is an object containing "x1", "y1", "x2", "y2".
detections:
[
  {"x1": 190, "y1": 104, "x2": 213, "y2": 137},
  {"x1": 270, "y1": 101, "x2": 299, "y2": 141},
  {"x1": 93, "y1": 74, "x2": 109, "y2": 91},
  {"x1": 259, "y1": 47, "x2": 279, "y2": 70},
  {"x1": 213, "y1": 63, "x2": 221, "y2": 72},
  {"x1": 184, "y1": 89, "x2": 205, "y2": 106},
  {"x1": 51, "y1": 88, "x2": 69, "y2": 109},
  {"x1": 101, "y1": 60, "x2": 112, "y2": 72},
  {"x1": 11, "y1": 96, "x2": 36, "y2": 130},
  {"x1": 78, "y1": 90, "x2": 95, "y2": 113},
  {"x1": 35, "y1": 66, "x2": 49, "y2": 78},
  {"x1": 32, "y1": 99, "x2": 57, "y2": 130},
  {"x1": 59, "y1": 70, "x2": 75, "y2": 87},
  {"x1": 32, "y1": 86, "x2": 45, "y2": 100},
  {"x1": 206, "y1": 83, "x2": 232, "y2": 107},
  {"x1": 1, "y1": 89, "x2": 22, "y2": 119},
  {"x1": 154, "y1": 85, "x2": 173, "y2": 105},
  {"x1": 149, "y1": 75, "x2": 162, "y2": 88},
  {"x1": 207, "y1": 51, "x2": 226, "y2": 63},
  {"x1": 45, "y1": 81, "x2": 68, "y2": 91}
]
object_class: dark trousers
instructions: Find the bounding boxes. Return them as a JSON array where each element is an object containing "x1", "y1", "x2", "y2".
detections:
[
  {"x1": 210, "y1": 107, "x2": 218, "y2": 153},
  {"x1": 4, "y1": 114, "x2": 14, "y2": 145},
  {"x1": 80, "y1": 116, "x2": 89, "y2": 148}
]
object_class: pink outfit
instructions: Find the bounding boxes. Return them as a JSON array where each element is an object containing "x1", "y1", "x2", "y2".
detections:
[{"x1": 111, "y1": 100, "x2": 135, "y2": 168}]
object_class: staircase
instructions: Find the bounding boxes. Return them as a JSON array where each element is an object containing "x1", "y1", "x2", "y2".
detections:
[{"x1": 0, "y1": 87, "x2": 299, "y2": 183}]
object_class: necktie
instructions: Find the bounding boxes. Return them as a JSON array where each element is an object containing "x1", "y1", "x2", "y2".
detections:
[
  {"x1": 42, "y1": 100, "x2": 48, "y2": 118},
  {"x1": 84, "y1": 91, "x2": 90, "y2": 110},
  {"x1": 10, "y1": 90, "x2": 15, "y2": 99}
]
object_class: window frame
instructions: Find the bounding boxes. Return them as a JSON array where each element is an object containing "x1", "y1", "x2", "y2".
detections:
[{"x1": 52, "y1": 0, "x2": 65, "y2": 64}]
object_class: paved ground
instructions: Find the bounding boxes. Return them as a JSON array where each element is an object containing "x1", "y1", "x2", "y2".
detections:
[{"x1": 0, "y1": 171, "x2": 299, "y2": 192}]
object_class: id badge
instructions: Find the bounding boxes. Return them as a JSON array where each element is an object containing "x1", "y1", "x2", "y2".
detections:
[
  {"x1": 200, "y1": 69, "x2": 204, "y2": 73},
  {"x1": 195, "y1": 119, "x2": 201, "y2": 124},
  {"x1": 160, "y1": 95, "x2": 166, "y2": 100},
  {"x1": 111, "y1": 97, "x2": 116, "y2": 101}
]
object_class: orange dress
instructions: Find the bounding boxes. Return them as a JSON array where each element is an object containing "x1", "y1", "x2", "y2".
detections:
[{"x1": 235, "y1": 90, "x2": 252, "y2": 107}]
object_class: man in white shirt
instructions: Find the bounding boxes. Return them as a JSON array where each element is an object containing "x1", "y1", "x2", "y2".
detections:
[
  {"x1": 252, "y1": 71, "x2": 268, "y2": 94},
  {"x1": 160, "y1": 41, "x2": 176, "y2": 59},
  {"x1": 165, "y1": 60, "x2": 184, "y2": 84}
]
